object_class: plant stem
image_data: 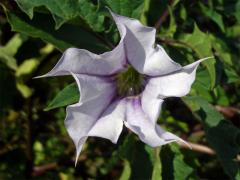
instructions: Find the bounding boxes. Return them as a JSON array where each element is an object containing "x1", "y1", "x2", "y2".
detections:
[
  {"x1": 25, "y1": 99, "x2": 34, "y2": 178},
  {"x1": 154, "y1": 0, "x2": 174, "y2": 30}
]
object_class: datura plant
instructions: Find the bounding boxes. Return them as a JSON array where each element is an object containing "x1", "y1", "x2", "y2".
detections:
[{"x1": 38, "y1": 9, "x2": 211, "y2": 164}]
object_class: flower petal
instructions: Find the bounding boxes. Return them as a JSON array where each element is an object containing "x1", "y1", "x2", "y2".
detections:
[
  {"x1": 141, "y1": 44, "x2": 182, "y2": 76},
  {"x1": 88, "y1": 99, "x2": 126, "y2": 143},
  {"x1": 144, "y1": 58, "x2": 210, "y2": 99},
  {"x1": 156, "y1": 126, "x2": 189, "y2": 148},
  {"x1": 37, "y1": 27, "x2": 127, "y2": 77},
  {"x1": 141, "y1": 90, "x2": 164, "y2": 124},
  {"x1": 65, "y1": 74, "x2": 116, "y2": 164},
  {"x1": 109, "y1": 10, "x2": 155, "y2": 54},
  {"x1": 124, "y1": 97, "x2": 184, "y2": 147},
  {"x1": 110, "y1": 10, "x2": 182, "y2": 76}
]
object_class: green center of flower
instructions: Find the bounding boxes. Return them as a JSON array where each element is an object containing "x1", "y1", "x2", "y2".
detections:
[{"x1": 116, "y1": 66, "x2": 144, "y2": 97}]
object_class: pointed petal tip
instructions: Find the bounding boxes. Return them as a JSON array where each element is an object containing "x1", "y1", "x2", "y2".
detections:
[
  {"x1": 202, "y1": 56, "x2": 214, "y2": 60},
  {"x1": 178, "y1": 139, "x2": 192, "y2": 149},
  {"x1": 111, "y1": 137, "x2": 119, "y2": 144},
  {"x1": 199, "y1": 56, "x2": 214, "y2": 62},
  {"x1": 74, "y1": 146, "x2": 82, "y2": 167},
  {"x1": 74, "y1": 157, "x2": 79, "y2": 167},
  {"x1": 185, "y1": 56, "x2": 214, "y2": 70},
  {"x1": 32, "y1": 74, "x2": 48, "y2": 79},
  {"x1": 105, "y1": 6, "x2": 111, "y2": 11},
  {"x1": 105, "y1": 6, "x2": 114, "y2": 16},
  {"x1": 208, "y1": 56, "x2": 214, "y2": 59},
  {"x1": 107, "y1": 7, "x2": 118, "y2": 21},
  {"x1": 33, "y1": 71, "x2": 58, "y2": 79}
]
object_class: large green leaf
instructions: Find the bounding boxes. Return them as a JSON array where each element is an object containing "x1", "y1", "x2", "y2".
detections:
[
  {"x1": 3, "y1": 1, "x2": 146, "y2": 53},
  {"x1": 15, "y1": 0, "x2": 145, "y2": 31},
  {"x1": 118, "y1": 135, "x2": 154, "y2": 180},
  {"x1": 161, "y1": 144, "x2": 194, "y2": 180},
  {"x1": 211, "y1": 36, "x2": 232, "y2": 65},
  {"x1": 45, "y1": 83, "x2": 79, "y2": 111},
  {"x1": 104, "y1": 0, "x2": 145, "y2": 19},
  {"x1": 128, "y1": 144, "x2": 153, "y2": 179},
  {"x1": 180, "y1": 24, "x2": 216, "y2": 89},
  {"x1": 4, "y1": 8, "x2": 108, "y2": 53},
  {"x1": 118, "y1": 135, "x2": 192, "y2": 180},
  {"x1": 15, "y1": 0, "x2": 105, "y2": 31},
  {"x1": 183, "y1": 96, "x2": 240, "y2": 179}
]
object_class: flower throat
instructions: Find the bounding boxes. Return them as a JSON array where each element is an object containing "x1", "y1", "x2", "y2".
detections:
[{"x1": 116, "y1": 66, "x2": 144, "y2": 97}]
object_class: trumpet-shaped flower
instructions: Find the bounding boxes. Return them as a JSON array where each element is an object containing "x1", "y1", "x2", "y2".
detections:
[{"x1": 38, "y1": 10, "x2": 210, "y2": 164}]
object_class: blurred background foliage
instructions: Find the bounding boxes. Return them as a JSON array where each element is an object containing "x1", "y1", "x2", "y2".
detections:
[{"x1": 0, "y1": 0, "x2": 240, "y2": 179}]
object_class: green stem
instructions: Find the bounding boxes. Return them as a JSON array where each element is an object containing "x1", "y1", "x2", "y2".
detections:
[{"x1": 25, "y1": 99, "x2": 34, "y2": 178}]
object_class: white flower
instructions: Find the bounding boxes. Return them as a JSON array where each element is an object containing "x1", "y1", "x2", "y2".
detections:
[{"x1": 38, "y1": 9, "x2": 211, "y2": 164}]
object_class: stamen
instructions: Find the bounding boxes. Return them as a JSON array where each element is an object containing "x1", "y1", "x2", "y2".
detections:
[{"x1": 116, "y1": 66, "x2": 144, "y2": 97}]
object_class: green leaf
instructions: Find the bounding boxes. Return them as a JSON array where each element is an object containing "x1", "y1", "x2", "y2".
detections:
[
  {"x1": 119, "y1": 160, "x2": 131, "y2": 180},
  {"x1": 45, "y1": 83, "x2": 79, "y2": 111},
  {"x1": 15, "y1": 0, "x2": 105, "y2": 31},
  {"x1": 3, "y1": 33, "x2": 27, "y2": 55},
  {"x1": 118, "y1": 135, "x2": 154, "y2": 180},
  {"x1": 16, "y1": 80, "x2": 33, "y2": 98},
  {"x1": 15, "y1": 58, "x2": 40, "y2": 98},
  {"x1": 0, "y1": 34, "x2": 26, "y2": 70},
  {"x1": 15, "y1": 58, "x2": 39, "y2": 77},
  {"x1": 161, "y1": 144, "x2": 194, "y2": 180},
  {"x1": 15, "y1": 0, "x2": 146, "y2": 31},
  {"x1": 151, "y1": 148, "x2": 162, "y2": 180},
  {"x1": 192, "y1": 69, "x2": 213, "y2": 102},
  {"x1": 181, "y1": 24, "x2": 216, "y2": 89},
  {"x1": 140, "y1": 0, "x2": 151, "y2": 25},
  {"x1": 235, "y1": 1, "x2": 240, "y2": 22},
  {"x1": 0, "y1": 49, "x2": 17, "y2": 70},
  {"x1": 200, "y1": 3, "x2": 225, "y2": 32},
  {"x1": 182, "y1": 24, "x2": 212, "y2": 57},
  {"x1": 4, "y1": 8, "x2": 108, "y2": 53},
  {"x1": 179, "y1": 5, "x2": 187, "y2": 20},
  {"x1": 225, "y1": 68, "x2": 239, "y2": 83},
  {"x1": 104, "y1": 0, "x2": 145, "y2": 19},
  {"x1": 211, "y1": 36, "x2": 232, "y2": 65},
  {"x1": 183, "y1": 96, "x2": 240, "y2": 179},
  {"x1": 129, "y1": 143, "x2": 153, "y2": 179},
  {"x1": 203, "y1": 59, "x2": 216, "y2": 89}
]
